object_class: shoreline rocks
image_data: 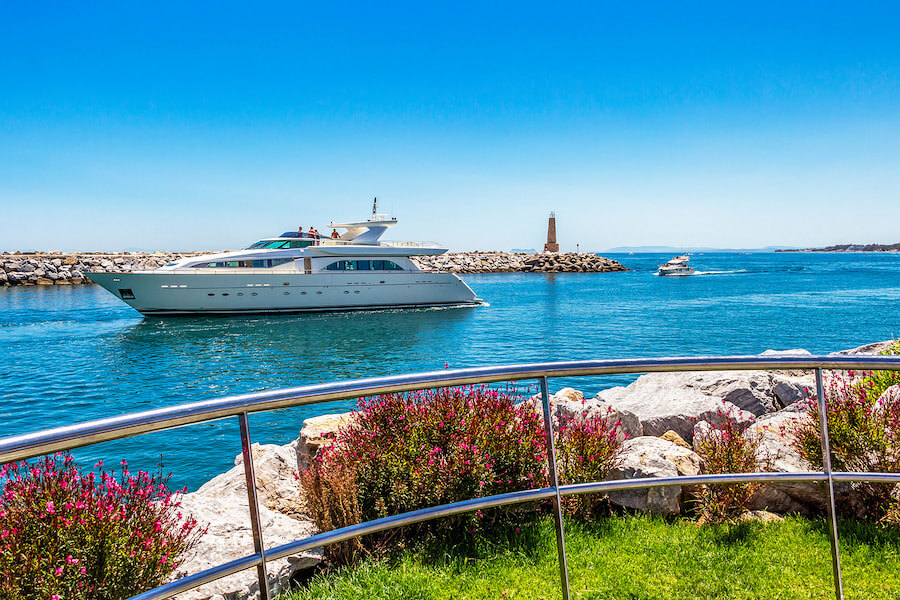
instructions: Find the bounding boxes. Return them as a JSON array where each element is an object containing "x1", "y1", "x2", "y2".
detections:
[{"x1": 0, "y1": 250, "x2": 628, "y2": 286}]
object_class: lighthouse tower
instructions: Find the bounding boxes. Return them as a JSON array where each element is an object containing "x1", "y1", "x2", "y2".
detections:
[{"x1": 543, "y1": 212, "x2": 559, "y2": 253}]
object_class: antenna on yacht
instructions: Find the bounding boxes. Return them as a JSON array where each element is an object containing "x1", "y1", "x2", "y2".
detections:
[{"x1": 371, "y1": 197, "x2": 377, "y2": 221}]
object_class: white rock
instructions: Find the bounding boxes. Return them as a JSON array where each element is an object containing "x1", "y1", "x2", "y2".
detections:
[
  {"x1": 874, "y1": 384, "x2": 900, "y2": 415},
  {"x1": 607, "y1": 436, "x2": 702, "y2": 515},
  {"x1": 297, "y1": 413, "x2": 356, "y2": 471},
  {"x1": 743, "y1": 410, "x2": 823, "y2": 513},
  {"x1": 173, "y1": 443, "x2": 321, "y2": 600},
  {"x1": 554, "y1": 398, "x2": 643, "y2": 442}
]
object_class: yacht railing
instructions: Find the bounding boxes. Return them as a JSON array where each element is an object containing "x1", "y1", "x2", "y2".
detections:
[
  {"x1": 2, "y1": 354, "x2": 900, "y2": 600},
  {"x1": 379, "y1": 240, "x2": 443, "y2": 248}
]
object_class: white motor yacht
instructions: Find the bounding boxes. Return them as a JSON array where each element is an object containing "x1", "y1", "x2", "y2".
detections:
[
  {"x1": 657, "y1": 255, "x2": 695, "y2": 276},
  {"x1": 88, "y1": 207, "x2": 481, "y2": 316}
]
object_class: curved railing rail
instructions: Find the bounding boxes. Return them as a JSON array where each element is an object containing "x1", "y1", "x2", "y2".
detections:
[{"x1": 3, "y1": 354, "x2": 900, "y2": 600}]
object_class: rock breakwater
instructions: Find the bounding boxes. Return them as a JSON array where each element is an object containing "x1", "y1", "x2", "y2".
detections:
[
  {"x1": 0, "y1": 250, "x2": 627, "y2": 286},
  {"x1": 412, "y1": 251, "x2": 628, "y2": 274},
  {"x1": 0, "y1": 251, "x2": 211, "y2": 286}
]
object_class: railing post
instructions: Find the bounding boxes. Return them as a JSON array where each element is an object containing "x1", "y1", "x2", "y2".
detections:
[
  {"x1": 540, "y1": 376, "x2": 571, "y2": 600},
  {"x1": 238, "y1": 412, "x2": 270, "y2": 600},
  {"x1": 815, "y1": 368, "x2": 844, "y2": 600}
]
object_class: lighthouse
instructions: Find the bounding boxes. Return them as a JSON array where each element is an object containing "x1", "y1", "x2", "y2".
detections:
[{"x1": 543, "y1": 212, "x2": 559, "y2": 253}]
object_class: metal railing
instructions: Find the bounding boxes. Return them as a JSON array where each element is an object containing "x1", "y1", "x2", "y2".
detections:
[{"x1": 2, "y1": 354, "x2": 900, "y2": 600}]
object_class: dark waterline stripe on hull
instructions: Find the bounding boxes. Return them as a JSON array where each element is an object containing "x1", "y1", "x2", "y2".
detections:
[{"x1": 136, "y1": 300, "x2": 484, "y2": 317}]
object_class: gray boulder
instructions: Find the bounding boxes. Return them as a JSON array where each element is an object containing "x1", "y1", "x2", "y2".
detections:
[
  {"x1": 834, "y1": 340, "x2": 897, "y2": 356},
  {"x1": 607, "y1": 436, "x2": 702, "y2": 515},
  {"x1": 595, "y1": 375, "x2": 755, "y2": 442}
]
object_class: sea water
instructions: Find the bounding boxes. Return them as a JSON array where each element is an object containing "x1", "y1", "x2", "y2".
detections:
[{"x1": 1, "y1": 252, "x2": 899, "y2": 490}]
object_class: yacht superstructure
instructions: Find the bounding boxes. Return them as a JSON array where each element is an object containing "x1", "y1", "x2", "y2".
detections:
[{"x1": 88, "y1": 209, "x2": 481, "y2": 315}]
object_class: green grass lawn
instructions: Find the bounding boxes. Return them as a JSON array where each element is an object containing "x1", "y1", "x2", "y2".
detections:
[{"x1": 283, "y1": 514, "x2": 900, "y2": 600}]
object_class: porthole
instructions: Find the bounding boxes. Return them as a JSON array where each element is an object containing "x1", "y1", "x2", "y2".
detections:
[
  {"x1": 222, "y1": 293, "x2": 229, "y2": 296},
  {"x1": 207, "y1": 293, "x2": 215, "y2": 296},
  {"x1": 237, "y1": 293, "x2": 244, "y2": 296},
  {"x1": 343, "y1": 290, "x2": 350, "y2": 294},
  {"x1": 316, "y1": 291, "x2": 323, "y2": 295},
  {"x1": 354, "y1": 290, "x2": 360, "y2": 294},
  {"x1": 251, "y1": 292, "x2": 258, "y2": 296},
  {"x1": 283, "y1": 292, "x2": 290, "y2": 295},
  {"x1": 301, "y1": 291, "x2": 307, "y2": 295}
]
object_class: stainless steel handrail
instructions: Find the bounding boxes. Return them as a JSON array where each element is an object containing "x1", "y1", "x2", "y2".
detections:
[
  {"x1": 2, "y1": 354, "x2": 899, "y2": 600},
  {"x1": 2, "y1": 355, "x2": 898, "y2": 464}
]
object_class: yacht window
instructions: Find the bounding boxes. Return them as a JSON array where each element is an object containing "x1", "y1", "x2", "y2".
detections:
[
  {"x1": 247, "y1": 241, "x2": 269, "y2": 249},
  {"x1": 323, "y1": 260, "x2": 352, "y2": 271},
  {"x1": 263, "y1": 240, "x2": 291, "y2": 249},
  {"x1": 323, "y1": 260, "x2": 403, "y2": 271},
  {"x1": 372, "y1": 260, "x2": 404, "y2": 271},
  {"x1": 288, "y1": 240, "x2": 313, "y2": 248}
]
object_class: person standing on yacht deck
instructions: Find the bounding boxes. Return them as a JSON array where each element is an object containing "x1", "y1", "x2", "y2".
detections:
[
  {"x1": 331, "y1": 229, "x2": 339, "y2": 239},
  {"x1": 298, "y1": 226, "x2": 306, "y2": 238}
]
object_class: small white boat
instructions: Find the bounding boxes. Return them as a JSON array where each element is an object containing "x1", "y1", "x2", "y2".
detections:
[
  {"x1": 657, "y1": 255, "x2": 695, "y2": 276},
  {"x1": 88, "y1": 201, "x2": 482, "y2": 316}
]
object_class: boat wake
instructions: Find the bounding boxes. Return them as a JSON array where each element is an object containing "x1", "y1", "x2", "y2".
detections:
[{"x1": 692, "y1": 269, "x2": 749, "y2": 275}]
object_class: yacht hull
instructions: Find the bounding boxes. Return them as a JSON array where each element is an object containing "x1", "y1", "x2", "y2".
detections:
[{"x1": 87, "y1": 271, "x2": 481, "y2": 316}]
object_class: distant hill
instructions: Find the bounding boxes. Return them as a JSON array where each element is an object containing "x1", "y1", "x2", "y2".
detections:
[
  {"x1": 605, "y1": 245, "x2": 794, "y2": 253},
  {"x1": 777, "y1": 243, "x2": 900, "y2": 253}
]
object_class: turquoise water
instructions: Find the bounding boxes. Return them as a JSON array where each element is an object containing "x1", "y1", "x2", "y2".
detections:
[{"x1": 2, "y1": 252, "x2": 899, "y2": 490}]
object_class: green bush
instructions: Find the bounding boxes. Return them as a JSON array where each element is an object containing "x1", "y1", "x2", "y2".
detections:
[
  {"x1": 301, "y1": 386, "x2": 548, "y2": 563},
  {"x1": 795, "y1": 341, "x2": 900, "y2": 520},
  {"x1": 556, "y1": 412, "x2": 622, "y2": 517},
  {"x1": 692, "y1": 414, "x2": 762, "y2": 523}
]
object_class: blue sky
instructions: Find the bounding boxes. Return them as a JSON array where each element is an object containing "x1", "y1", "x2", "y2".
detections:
[{"x1": 1, "y1": 2, "x2": 899, "y2": 252}]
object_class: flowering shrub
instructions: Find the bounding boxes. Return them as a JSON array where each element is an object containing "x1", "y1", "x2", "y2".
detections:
[
  {"x1": 857, "y1": 340, "x2": 900, "y2": 404},
  {"x1": 0, "y1": 453, "x2": 204, "y2": 600},
  {"x1": 301, "y1": 386, "x2": 548, "y2": 563},
  {"x1": 692, "y1": 415, "x2": 761, "y2": 523},
  {"x1": 556, "y1": 413, "x2": 623, "y2": 517},
  {"x1": 795, "y1": 367, "x2": 900, "y2": 519}
]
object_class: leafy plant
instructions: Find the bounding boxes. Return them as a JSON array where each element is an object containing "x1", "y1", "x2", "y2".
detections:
[
  {"x1": 795, "y1": 346, "x2": 900, "y2": 519},
  {"x1": 693, "y1": 413, "x2": 762, "y2": 523},
  {"x1": 0, "y1": 453, "x2": 204, "y2": 600},
  {"x1": 556, "y1": 413, "x2": 623, "y2": 517},
  {"x1": 301, "y1": 386, "x2": 548, "y2": 563}
]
